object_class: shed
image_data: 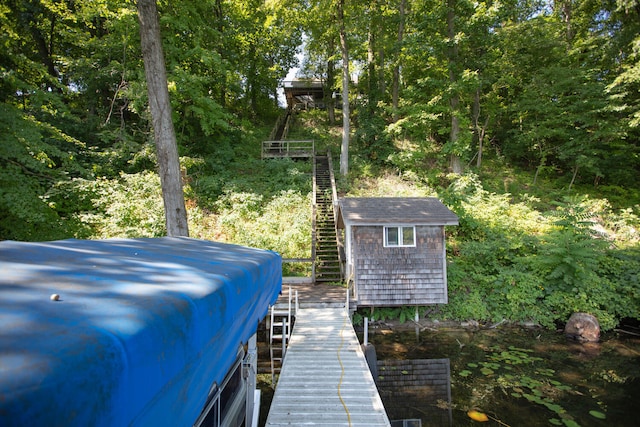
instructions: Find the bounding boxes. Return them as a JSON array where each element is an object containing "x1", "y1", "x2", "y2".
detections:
[{"x1": 337, "y1": 197, "x2": 458, "y2": 306}]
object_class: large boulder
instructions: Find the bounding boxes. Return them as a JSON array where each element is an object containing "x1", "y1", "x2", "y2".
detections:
[{"x1": 564, "y1": 313, "x2": 600, "y2": 343}]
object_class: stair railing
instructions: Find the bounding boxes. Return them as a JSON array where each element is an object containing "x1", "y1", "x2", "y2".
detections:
[
  {"x1": 325, "y1": 150, "x2": 344, "y2": 281},
  {"x1": 311, "y1": 152, "x2": 317, "y2": 283}
]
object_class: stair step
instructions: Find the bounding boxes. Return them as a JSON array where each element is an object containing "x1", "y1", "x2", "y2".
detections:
[
  {"x1": 271, "y1": 311, "x2": 290, "y2": 316},
  {"x1": 314, "y1": 156, "x2": 341, "y2": 282}
]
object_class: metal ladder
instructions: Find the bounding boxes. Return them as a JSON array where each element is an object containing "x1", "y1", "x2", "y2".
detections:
[{"x1": 269, "y1": 286, "x2": 297, "y2": 386}]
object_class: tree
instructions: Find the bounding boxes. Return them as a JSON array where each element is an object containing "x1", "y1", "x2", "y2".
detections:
[
  {"x1": 391, "y1": 0, "x2": 407, "y2": 123},
  {"x1": 338, "y1": 0, "x2": 350, "y2": 176},
  {"x1": 447, "y1": 0, "x2": 463, "y2": 174},
  {"x1": 137, "y1": 0, "x2": 189, "y2": 237}
]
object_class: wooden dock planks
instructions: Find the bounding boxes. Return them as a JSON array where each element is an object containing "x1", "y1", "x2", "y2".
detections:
[{"x1": 266, "y1": 308, "x2": 390, "y2": 427}]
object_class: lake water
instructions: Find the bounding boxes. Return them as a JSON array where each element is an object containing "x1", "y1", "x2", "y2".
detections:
[{"x1": 364, "y1": 323, "x2": 640, "y2": 427}]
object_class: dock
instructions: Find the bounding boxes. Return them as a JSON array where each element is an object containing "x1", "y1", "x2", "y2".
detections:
[{"x1": 265, "y1": 307, "x2": 390, "y2": 426}]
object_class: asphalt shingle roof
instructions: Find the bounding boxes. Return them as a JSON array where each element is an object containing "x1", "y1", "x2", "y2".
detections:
[{"x1": 338, "y1": 197, "x2": 459, "y2": 227}]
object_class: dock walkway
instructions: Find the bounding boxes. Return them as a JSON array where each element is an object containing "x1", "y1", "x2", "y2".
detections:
[{"x1": 266, "y1": 307, "x2": 390, "y2": 426}]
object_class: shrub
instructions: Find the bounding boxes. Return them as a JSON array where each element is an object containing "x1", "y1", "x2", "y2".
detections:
[{"x1": 85, "y1": 172, "x2": 166, "y2": 238}]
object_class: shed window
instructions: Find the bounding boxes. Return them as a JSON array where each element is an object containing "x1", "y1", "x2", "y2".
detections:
[{"x1": 384, "y1": 226, "x2": 416, "y2": 247}]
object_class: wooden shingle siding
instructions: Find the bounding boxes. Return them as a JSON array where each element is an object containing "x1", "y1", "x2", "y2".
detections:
[{"x1": 352, "y1": 226, "x2": 447, "y2": 306}]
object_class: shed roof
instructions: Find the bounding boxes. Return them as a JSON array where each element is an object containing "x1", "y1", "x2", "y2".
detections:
[{"x1": 338, "y1": 197, "x2": 459, "y2": 227}]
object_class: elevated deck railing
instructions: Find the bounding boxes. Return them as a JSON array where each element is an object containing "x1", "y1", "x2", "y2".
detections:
[
  {"x1": 261, "y1": 140, "x2": 314, "y2": 159},
  {"x1": 325, "y1": 150, "x2": 345, "y2": 280}
]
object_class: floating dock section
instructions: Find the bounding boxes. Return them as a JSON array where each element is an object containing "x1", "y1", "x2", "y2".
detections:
[{"x1": 266, "y1": 308, "x2": 390, "y2": 426}]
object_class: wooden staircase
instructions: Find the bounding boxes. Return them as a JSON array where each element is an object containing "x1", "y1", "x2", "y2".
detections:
[{"x1": 314, "y1": 155, "x2": 342, "y2": 284}]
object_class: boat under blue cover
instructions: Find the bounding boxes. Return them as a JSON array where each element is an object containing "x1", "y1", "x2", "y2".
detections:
[{"x1": 0, "y1": 237, "x2": 282, "y2": 426}]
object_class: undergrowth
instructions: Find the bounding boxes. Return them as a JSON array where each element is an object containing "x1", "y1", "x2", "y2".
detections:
[{"x1": 27, "y1": 110, "x2": 639, "y2": 330}]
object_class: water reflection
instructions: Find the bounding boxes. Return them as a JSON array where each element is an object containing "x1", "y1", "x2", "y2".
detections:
[
  {"x1": 376, "y1": 358, "x2": 452, "y2": 427},
  {"x1": 367, "y1": 324, "x2": 640, "y2": 427}
]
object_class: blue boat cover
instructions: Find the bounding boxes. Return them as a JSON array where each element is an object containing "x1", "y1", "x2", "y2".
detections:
[{"x1": 0, "y1": 237, "x2": 282, "y2": 426}]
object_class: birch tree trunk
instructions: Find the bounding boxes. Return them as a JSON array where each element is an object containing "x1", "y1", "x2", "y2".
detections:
[
  {"x1": 326, "y1": 39, "x2": 336, "y2": 125},
  {"x1": 137, "y1": 0, "x2": 189, "y2": 237},
  {"x1": 447, "y1": 0, "x2": 462, "y2": 174},
  {"x1": 338, "y1": 0, "x2": 350, "y2": 176}
]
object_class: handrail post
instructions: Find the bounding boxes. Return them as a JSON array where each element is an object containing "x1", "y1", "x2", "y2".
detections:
[
  {"x1": 364, "y1": 317, "x2": 369, "y2": 346},
  {"x1": 311, "y1": 150, "x2": 317, "y2": 284}
]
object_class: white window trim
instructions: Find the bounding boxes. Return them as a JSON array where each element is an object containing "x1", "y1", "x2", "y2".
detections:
[{"x1": 383, "y1": 225, "x2": 416, "y2": 248}]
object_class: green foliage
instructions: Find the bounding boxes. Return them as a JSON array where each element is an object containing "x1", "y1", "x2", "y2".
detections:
[
  {"x1": 186, "y1": 152, "x2": 313, "y2": 260},
  {"x1": 354, "y1": 113, "x2": 392, "y2": 164},
  {"x1": 0, "y1": 103, "x2": 88, "y2": 241},
  {"x1": 1, "y1": 0, "x2": 638, "y2": 332},
  {"x1": 215, "y1": 189, "x2": 312, "y2": 259},
  {"x1": 85, "y1": 172, "x2": 166, "y2": 238},
  {"x1": 435, "y1": 173, "x2": 640, "y2": 330}
]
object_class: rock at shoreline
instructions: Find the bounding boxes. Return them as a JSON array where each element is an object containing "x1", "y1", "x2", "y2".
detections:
[{"x1": 564, "y1": 313, "x2": 600, "y2": 343}]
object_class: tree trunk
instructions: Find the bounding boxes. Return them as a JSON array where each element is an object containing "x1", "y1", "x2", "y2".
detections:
[
  {"x1": 368, "y1": 25, "x2": 376, "y2": 100},
  {"x1": 137, "y1": 0, "x2": 189, "y2": 237},
  {"x1": 534, "y1": 152, "x2": 546, "y2": 186},
  {"x1": 378, "y1": 46, "x2": 385, "y2": 96},
  {"x1": 555, "y1": 0, "x2": 573, "y2": 45},
  {"x1": 326, "y1": 39, "x2": 336, "y2": 125},
  {"x1": 338, "y1": 0, "x2": 350, "y2": 176},
  {"x1": 472, "y1": 88, "x2": 480, "y2": 167},
  {"x1": 472, "y1": 88, "x2": 489, "y2": 169},
  {"x1": 214, "y1": 0, "x2": 226, "y2": 107},
  {"x1": 447, "y1": 0, "x2": 462, "y2": 174},
  {"x1": 391, "y1": 0, "x2": 406, "y2": 123},
  {"x1": 569, "y1": 164, "x2": 579, "y2": 190},
  {"x1": 248, "y1": 45, "x2": 258, "y2": 115}
]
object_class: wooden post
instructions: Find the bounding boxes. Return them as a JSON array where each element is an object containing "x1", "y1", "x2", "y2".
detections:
[{"x1": 364, "y1": 317, "x2": 369, "y2": 347}]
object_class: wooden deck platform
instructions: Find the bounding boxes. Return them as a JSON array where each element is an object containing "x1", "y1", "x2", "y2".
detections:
[
  {"x1": 265, "y1": 307, "x2": 390, "y2": 427},
  {"x1": 276, "y1": 282, "x2": 350, "y2": 309}
]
